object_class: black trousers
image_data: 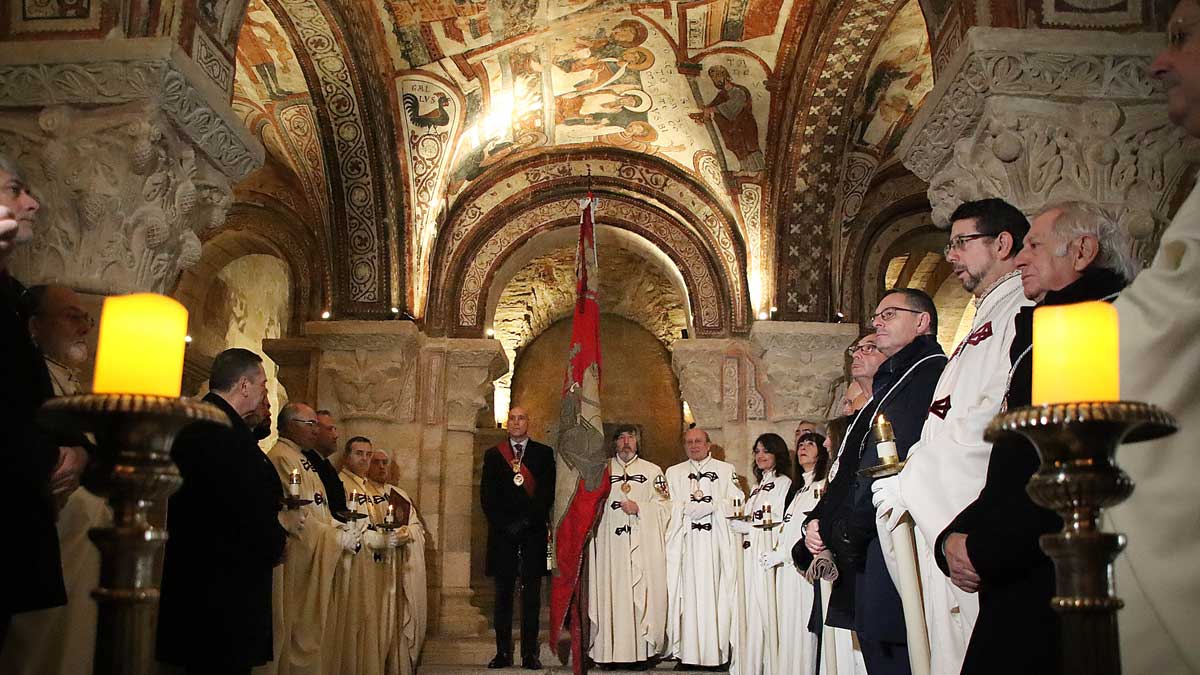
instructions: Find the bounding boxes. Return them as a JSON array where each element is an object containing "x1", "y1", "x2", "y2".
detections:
[
  {"x1": 493, "y1": 572, "x2": 542, "y2": 657},
  {"x1": 859, "y1": 637, "x2": 910, "y2": 675}
]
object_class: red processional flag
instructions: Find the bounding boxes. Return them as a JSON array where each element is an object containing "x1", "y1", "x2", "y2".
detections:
[{"x1": 549, "y1": 193, "x2": 610, "y2": 674}]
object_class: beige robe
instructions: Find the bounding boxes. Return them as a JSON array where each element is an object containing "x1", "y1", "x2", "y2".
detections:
[
  {"x1": 333, "y1": 469, "x2": 391, "y2": 675},
  {"x1": 587, "y1": 456, "x2": 670, "y2": 664},
  {"x1": 254, "y1": 437, "x2": 347, "y2": 675},
  {"x1": 371, "y1": 481, "x2": 428, "y2": 675},
  {"x1": 0, "y1": 358, "x2": 111, "y2": 675},
  {"x1": 1110, "y1": 178, "x2": 1200, "y2": 675}
]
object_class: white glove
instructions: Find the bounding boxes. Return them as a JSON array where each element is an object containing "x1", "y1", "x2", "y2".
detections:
[
  {"x1": 871, "y1": 476, "x2": 907, "y2": 531},
  {"x1": 728, "y1": 518, "x2": 752, "y2": 535},
  {"x1": 385, "y1": 530, "x2": 400, "y2": 548},
  {"x1": 758, "y1": 549, "x2": 790, "y2": 569},
  {"x1": 278, "y1": 508, "x2": 307, "y2": 536},
  {"x1": 337, "y1": 525, "x2": 361, "y2": 554},
  {"x1": 364, "y1": 529, "x2": 388, "y2": 550}
]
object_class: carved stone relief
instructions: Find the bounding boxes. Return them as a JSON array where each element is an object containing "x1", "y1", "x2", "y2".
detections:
[
  {"x1": 750, "y1": 321, "x2": 860, "y2": 422},
  {"x1": 320, "y1": 348, "x2": 417, "y2": 422},
  {"x1": 0, "y1": 104, "x2": 234, "y2": 294}
]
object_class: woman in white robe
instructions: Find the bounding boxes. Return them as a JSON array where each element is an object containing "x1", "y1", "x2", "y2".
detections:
[
  {"x1": 761, "y1": 430, "x2": 831, "y2": 674},
  {"x1": 729, "y1": 433, "x2": 793, "y2": 675}
]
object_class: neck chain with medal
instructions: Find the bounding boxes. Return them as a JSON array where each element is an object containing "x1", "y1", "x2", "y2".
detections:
[
  {"x1": 618, "y1": 455, "x2": 637, "y2": 494},
  {"x1": 511, "y1": 441, "x2": 526, "y2": 486},
  {"x1": 689, "y1": 457, "x2": 710, "y2": 501}
]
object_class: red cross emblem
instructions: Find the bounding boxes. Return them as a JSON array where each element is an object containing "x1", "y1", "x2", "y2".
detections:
[{"x1": 929, "y1": 395, "x2": 952, "y2": 419}]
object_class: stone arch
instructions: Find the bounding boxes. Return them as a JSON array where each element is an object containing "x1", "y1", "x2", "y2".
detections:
[
  {"x1": 174, "y1": 202, "x2": 324, "y2": 336},
  {"x1": 427, "y1": 148, "x2": 752, "y2": 337}
]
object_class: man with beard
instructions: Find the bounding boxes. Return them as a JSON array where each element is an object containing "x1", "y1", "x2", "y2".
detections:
[
  {"x1": 936, "y1": 201, "x2": 1136, "y2": 674},
  {"x1": 870, "y1": 198, "x2": 1031, "y2": 674},
  {"x1": 0, "y1": 284, "x2": 108, "y2": 675},
  {"x1": 587, "y1": 425, "x2": 669, "y2": 670}
]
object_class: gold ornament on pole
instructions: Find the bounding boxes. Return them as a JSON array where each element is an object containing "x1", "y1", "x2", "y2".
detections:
[
  {"x1": 985, "y1": 302, "x2": 1178, "y2": 675},
  {"x1": 38, "y1": 294, "x2": 229, "y2": 675}
]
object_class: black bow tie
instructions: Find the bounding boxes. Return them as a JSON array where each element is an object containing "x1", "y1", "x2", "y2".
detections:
[
  {"x1": 688, "y1": 471, "x2": 718, "y2": 481},
  {"x1": 690, "y1": 522, "x2": 712, "y2": 531},
  {"x1": 614, "y1": 525, "x2": 631, "y2": 536},
  {"x1": 751, "y1": 482, "x2": 775, "y2": 496},
  {"x1": 690, "y1": 494, "x2": 713, "y2": 503},
  {"x1": 611, "y1": 474, "x2": 647, "y2": 484},
  {"x1": 610, "y1": 501, "x2": 623, "y2": 510}
]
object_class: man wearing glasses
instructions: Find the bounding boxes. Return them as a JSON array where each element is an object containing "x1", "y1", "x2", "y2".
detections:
[
  {"x1": 871, "y1": 198, "x2": 1032, "y2": 675},
  {"x1": 1108, "y1": 4, "x2": 1200, "y2": 671}
]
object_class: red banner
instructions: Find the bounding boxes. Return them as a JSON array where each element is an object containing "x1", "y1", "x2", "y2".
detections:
[{"x1": 549, "y1": 194, "x2": 611, "y2": 674}]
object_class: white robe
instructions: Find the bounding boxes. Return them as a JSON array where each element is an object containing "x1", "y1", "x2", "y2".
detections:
[
  {"x1": 664, "y1": 455, "x2": 744, "y2": 667},
  {"x1": 371, "y1": 482, "x2": 428, "y2": 675},
  {"x1": 775, "y1": 472, "x2": 822, "y2": 675},
  {"x1": 1110, "y1": 177, "x2": 1200, "y2": 675},
  {"x1": 732, "y1": 470, "x2": 791, "y2": 675},
  {"x1": 587, "y1": 456, "x2": 670, "y2": 664},
  {"x1": 890, "y1": 271, "x2": 1031, "y2": 675}
]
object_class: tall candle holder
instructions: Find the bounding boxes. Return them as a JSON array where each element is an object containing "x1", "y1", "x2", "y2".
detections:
[
  {"x1": 39, "y1": 394, "x2": 228, "y2": 675},
  {"x1": 985, "y1": 401, "x2": 1177, "y2": 675}
]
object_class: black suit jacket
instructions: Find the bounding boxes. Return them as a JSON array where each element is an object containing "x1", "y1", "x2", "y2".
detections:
[
  {"x1": 0, "y1": 274, "x2": 66, "y2": 616},
  {"x1": 157, "y1": 392, "x2": 287, "y2": 669},
  {"x1": 849, "y1": 335, "x2": 946, "y2": 643},
  {"x1": 937, "y1": 268, "x2": 1126, "y2": 675},
  {"x1": 480, "y1": 439, "x2": 555, "y2": 578}
]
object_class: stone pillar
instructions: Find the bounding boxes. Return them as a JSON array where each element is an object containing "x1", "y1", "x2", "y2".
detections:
[
  {"x1": 671, "y1": 322, "x2": 855, "y2": 475},
  {"x1": 0, "y1": 38, "x2": 262, "y2": 293},
  {"x1": 900, "y1": 28, "x2": 1198, "y2": 261}
]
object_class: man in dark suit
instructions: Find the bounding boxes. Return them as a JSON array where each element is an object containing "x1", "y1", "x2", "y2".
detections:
[
  {"x1": 310, "y1": 408, "x2": 348, "y2": 518},
  {"x1": 844, "y1": 289, "x2": 947, "y2": 674},
  {"x1": 936, "y1": 202, "x2": 1134, "y2": 675},
  {"x1": 156, "y1": 349, "x2": 305, "y2": 675},
  {"x1": 0, "y1": 155, "x2": 78, "y2": 652},
  {"x1": 481, "y1": 405, "x2": 555, "y2": 670}
]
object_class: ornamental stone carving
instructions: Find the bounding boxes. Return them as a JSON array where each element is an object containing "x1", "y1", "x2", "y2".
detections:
[
  {"x1": 750, "y1": 321, "x2": 859, "y2": 422},
  {"x1": 901, "y1": 27, "x2": 1198, "y2": 264},
  {"x1": 671, "y1": 339, "x2": 730, "y2": 427},
  {"x1": 0, "y1": 104, "x2": 234, "y2": 294}
]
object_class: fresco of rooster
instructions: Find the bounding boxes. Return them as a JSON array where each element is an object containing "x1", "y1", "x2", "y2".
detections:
[{"x1": 402, "y1": 92, "x2": 451, "y2": 129}]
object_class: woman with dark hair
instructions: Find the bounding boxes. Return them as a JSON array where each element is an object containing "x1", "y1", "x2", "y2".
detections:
[
  {"x1": 730, "y1": 433, "x2": 792, "y2": 674},
  {"x1": 761, "y1": 430, "x2": 830, "y2": 673}
]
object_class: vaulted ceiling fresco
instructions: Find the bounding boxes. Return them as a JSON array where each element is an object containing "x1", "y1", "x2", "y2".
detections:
[{"x1": 224, "y1": 0, "x2": 934, "y2": 322}]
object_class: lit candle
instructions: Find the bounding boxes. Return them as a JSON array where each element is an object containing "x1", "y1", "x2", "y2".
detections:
[
  {"x1": 764, "y1": 503, "x2": 773, "y2": 526},
  {"x1": 350, "y1": 491, "x2": 359, "y2": 512},
  {"x1": 288, "y1": 469, "x2": 301, "y2": 498},
  {"x1": 385, "y1": 503, "x2": 395, "y2": 525},
  {"x1": 92, "y1": 293, "x2": 188, "y2": 397},
  {"x1": 734, "y1": 497, "x2": 743, "y2": 517},
  {"x1": 1032, "y1": 301, "x2": 1119, "y2": 405},
  {"x1": 873, "y1": 414, "x2": 898, "y2": 464}
]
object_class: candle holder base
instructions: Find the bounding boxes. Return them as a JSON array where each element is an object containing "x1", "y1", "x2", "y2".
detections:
[
  {"x1": 858, "y1": 459, "x2": 905, "y2": 479},
  {"x1": 337, "y1": 510, "x2": 368, "y2": 522},
  {"x1": 281, "y1": 496, "x2": 313, "y2": 510},
  {"x1": 39, "y1": 394, "x2": 228, "y2": 675},
  {"x1": 985, "y1": 400, "x2": 1177, "y2": 675},
  {"x1": 752, "y1": 521, "x2": 781, "y2": 531}
]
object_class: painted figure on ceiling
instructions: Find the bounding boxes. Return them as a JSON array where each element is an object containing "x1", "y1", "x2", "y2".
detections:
[
  {"x1": 692, "y1": 65, "x2": 764, "y2": 174},
  {"x1": 240, "y1": 5, "x2": 299, "y2": 101},
  {"x1": 856, "y1": 43, "x2": 930, "y2": 152}
]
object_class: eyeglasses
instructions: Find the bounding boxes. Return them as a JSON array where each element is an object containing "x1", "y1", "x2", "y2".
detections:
[
  {"x1": 846, "y1": 343, "x2": 879, "y2": 357},
  {"x1": 943, "y1": 233, "x2": 995, "y2": 256},
  {"x1": 293, "y1": 419, "x2": 318, "y2": 427},
  {"x1": 1169, "y1": 16, "x2": 1200, "y2": 51},
  {"x1": 870, "y1": 306, "x2": 924, "y2": 323}
]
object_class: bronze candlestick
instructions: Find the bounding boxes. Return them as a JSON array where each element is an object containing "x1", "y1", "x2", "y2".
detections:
[
  {"x1": 39, "y1": 394, "x2": 228, "y2": 675},
  {"x1": 986, "y1": 401, "x2": 1177, "y2": 675}
]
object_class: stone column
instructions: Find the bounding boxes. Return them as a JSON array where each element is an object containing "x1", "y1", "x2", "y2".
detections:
[
  {"x1": 0, "y1": 38, "x2": 262, "y2": 293},
  {"x1": 428, "y1": 337, "x2": 507, "y2": 636},
  {"x1": 900, "y1": 27, "x2": 1197, "y2": 261},
  {"x1": 672, "y1": 322, "x2": 854, "y2": 475}
]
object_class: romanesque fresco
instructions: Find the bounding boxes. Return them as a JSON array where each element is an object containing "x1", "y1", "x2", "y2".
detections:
[
  {"x1": 850, "y1": 0, "x2": 932, "y2": 158},
  {"x1": 232, "y1": 0, "x2": 331, "y2": 230}
]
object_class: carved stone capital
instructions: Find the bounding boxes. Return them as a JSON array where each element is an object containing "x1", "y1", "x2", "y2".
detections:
[
  {"x1": 1, "y1": 103, "x2": 237, "y2": 294},
  {"x1": 750, "y1": 321, "x2": 859, "y2": 421},
  {"x1": 0, "y1": 38, "x2": 263, "y2": 180},
  {"x1": 671, "y1": 339, "x2": 732, "y2": 428},
  {"x1": 438, "y1": 339, "x2": 508, "y2": 431},
  {"x1": 308, "y1": 322, "x2": 422, "y2": 423}
]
